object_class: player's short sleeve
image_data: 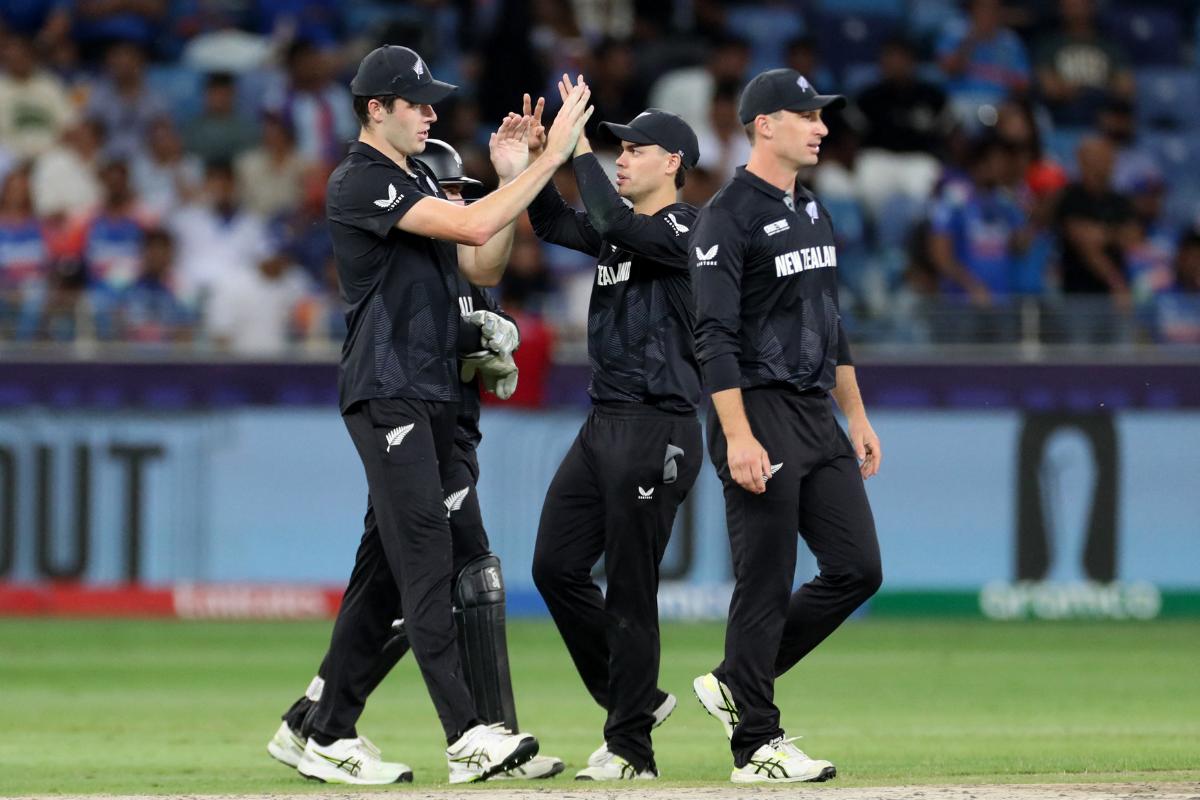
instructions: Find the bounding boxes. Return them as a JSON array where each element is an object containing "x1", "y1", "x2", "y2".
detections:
[{"x1": 327, "y1": 162, "x2": 426, "y2": 238}]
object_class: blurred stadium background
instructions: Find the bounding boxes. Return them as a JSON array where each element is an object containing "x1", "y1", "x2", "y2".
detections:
[{"x1": 1, "y1": 0, "x2": 1198, "y2": 793}]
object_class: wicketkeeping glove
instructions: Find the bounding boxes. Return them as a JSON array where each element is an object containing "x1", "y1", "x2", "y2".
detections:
[
  {"x1": 460, "y1": 350, "x2": 519, "y2": 400},
  {"x1": 467, "y1": 310, "x2": 519, "y2": 358}
]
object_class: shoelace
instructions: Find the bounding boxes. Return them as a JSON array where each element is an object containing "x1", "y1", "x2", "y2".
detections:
[
  {"x1": 357, "y1": 736, "x2": 382, "y2": 760},
  {"x1": 769, "y1": 735, "x2": 810, "y2": 760}
]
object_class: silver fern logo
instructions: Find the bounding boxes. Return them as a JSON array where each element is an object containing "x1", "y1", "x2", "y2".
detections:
[
  {"x1": 443, "y1": 487, "x2": 469, "y2": 517},
  {"x1": 385, "y1": 423, "x2": 415, "y2": 452}
]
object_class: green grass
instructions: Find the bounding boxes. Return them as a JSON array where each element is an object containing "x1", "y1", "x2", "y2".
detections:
[{"x1": 1, "y1": 619, "x2": 1198, "y2": 794}]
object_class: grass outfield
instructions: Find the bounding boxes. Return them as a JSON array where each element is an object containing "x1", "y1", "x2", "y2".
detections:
[{"x1": 1, "y1": 618, "x2": 1198, "y2": 795}]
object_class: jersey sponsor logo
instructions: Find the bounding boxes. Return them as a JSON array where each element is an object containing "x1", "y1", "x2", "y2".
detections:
[
  {"x1": 804, "y1": 200, "x2": 820, "y2": 223},
  {"x1": 597, "y1": 260, "x2": 631, "y2": 286},
  {"x1": 444, "y1": 486, "x2": 469, "y2": 517},
  {"x1": 694, "y1": 244, "x2": 718, "y2": 267},
  {"x1": 374, "y1": 183, "x2": 404, "y2": 210},
  {"x1": 763, "y1": 219, "x2": 790, "y2": 236},
  {"x1": 458, "y1": 295, "x2": 474, "y2": 318},
  {"x1": 385, "y1": 422, "x2": 415, "y2": 452},
  {"x1": 774, "y1": 246, "x2": 837, "y2": 277},
  {"x1": 637, "y1": 486, "x2": 655, "y2": 500},
  {"x1": 666, "y1": 212, "x2": 690, "y2": 235}
]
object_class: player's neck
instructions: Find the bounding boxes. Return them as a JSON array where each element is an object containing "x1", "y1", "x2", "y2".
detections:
[
  {"x1": 358, "y1": 130, "x2": 412, "y2": 174},
  {"x1": 746, "y1": 149, "x2": 800, "y2": 196},
  {"x1": 631, "y1": 182, "x2": 678, "y2": 216}
]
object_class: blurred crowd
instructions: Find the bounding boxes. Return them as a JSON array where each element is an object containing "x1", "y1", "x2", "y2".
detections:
[{"x1": 1, "y1": 0, "x2": 1199, "y2": 358}]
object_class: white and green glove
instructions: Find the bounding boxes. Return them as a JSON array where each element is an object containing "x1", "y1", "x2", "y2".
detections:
[
  {"x1": 460, "y1": 350, "x2": 519, "y2": 400},
  {"x1": 468, "y1": 310, "x2": 520, "y2": 358}
]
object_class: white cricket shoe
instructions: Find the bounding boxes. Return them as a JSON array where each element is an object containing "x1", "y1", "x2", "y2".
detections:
[
  {"x1": 693, "y1": 673, "x2": 739, "y2": 739},
  {"x1": 446, "y1": 722, "x2": 539, "y2": 784},
  {"x1": 730, "y1": 736, "x2": 836, "y2": 784},
  {"x1": 296, "y1": 736, "x2": 413, "y2": 784},
  {"x1": 575, "y1": 748, "x2": 657, "y2": 780},
  {"x1": 586, "y1": 691, "x2": 677, "y2": 767},
  {"x1": 491, "y1": 754, "x2": 565, "y2": 780},
  {"x1": 266, "y1": 721, "x2": 305, "y2": 769}
]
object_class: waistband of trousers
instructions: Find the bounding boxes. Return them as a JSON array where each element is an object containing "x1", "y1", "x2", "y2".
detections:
[{"x1": 591, "y1": 400, "x2": 698, "y2": 421}]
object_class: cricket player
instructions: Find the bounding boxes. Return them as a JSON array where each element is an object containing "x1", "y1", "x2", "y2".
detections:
[
  {"x1": 267, "y1": 139, "x2": 564, "y2": 781},
  {"x1": 526, "y1": 75, "x2": 704, "y2": 780},
  {"x1": 272, "y1": 45, "x2": 592, "y2": 784},
  {"x1": 689, "y1": 69, "x2": 884, "y2": 783}
]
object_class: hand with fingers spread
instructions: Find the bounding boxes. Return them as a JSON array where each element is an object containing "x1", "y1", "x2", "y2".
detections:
[
  {"x1": 522, "y1": 93, "x2": 547, "y2": 159},
  {"x1": 556, "y1": 74, "x2": 592, "y2": 157},
  {"x1": 543, "y1": 74, "x2": 593, "y2": 163},
  {"x1": 489, "y1": 112, "x2": 531, "y2": 181}
]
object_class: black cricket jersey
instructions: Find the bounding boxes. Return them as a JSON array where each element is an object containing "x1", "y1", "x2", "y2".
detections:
[
  {"x1": 691, "y1": 166, "x2": 853, "y2": 395},
  {"x1": 528, "y1": 153, "x2": 701, "y2": 414},
  {"x1": 326, "y1": 141, "x2": 461, "y2": 412}
]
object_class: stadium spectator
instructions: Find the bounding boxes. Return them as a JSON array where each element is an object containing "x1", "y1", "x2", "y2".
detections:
[
  {"x1": 0, "y1": 0, "x2": 71, "y2": 42},
  {"x1": 1096, "y1": 100, "x2": 1160, "y2": 197},
  {"x1": 0, "y1": 34, "x2": 76, "y2": 160},
  {"x1": 855, "y1": 36, "x2": 954, "y2": 215},
  {"x1": 261, "y1": 39, "x2": 356, "y2": 168},
  {"x1": 1053, "y1": 135, "x2": 1137, "y2": 342},
  {"x1": 81, "y1": 158, "x2": 154, "y2": 292},
  {"x1": 782, "y1": 36, "x2": 835, "y2": 93},
  {"x1": 1124, "y1": 167, "x2": 1176, "y2": 308},
  {"x1": 586, "y1": 38, "x2": 646, "y2": 129},
  {"x1": 205, "y1": 244, "x2": 309, "y2": 356},
  {"x1": 250, "y1": 0, "x2": 343, "y2": 48},
  {"x1": 0, "y1": 164, "x2": 49, "y2": 338},
  {"x1": 131, "y1": 118, "x2": 204, "y2": 218},
  {"x1": 83, "y1": 40, "x2": 169, "y2": 160},
  {"x1": 812, "y1": 110, "x2": 860, "y2": 202},
  {"x1": 649, "y1": 35, "x2": 750, "y2": 134},
  {"x1": 184, "y1": 72, "x2": 260, "y2": 164},
  {"x1": 936, "y1": 0, "x2": 1030, "y2": 126},
  {"x1": 116, "y1": 226, "x2": 194, "y2": 343},
  {"x1": 1034, "y1": 0, "x2": 1134, "y2": 129},
  {"x1": 927, "y1": 136, "x2": 1026, "y2": 340},
  {"x1": 234, "y1": 113, "x2": 313, "y2": 219},
  {"x1": 30, "y1": 117, "x2": 104, "y2": 219},
  {"x1": 694, "y1": 81, "x2": 751, "y2": 183},
  {"x1": 1157, "y1": 229, "x2": 1200, "y2": 343},
  {"x1": 169, "y1": 160, "x2": 270, "y2": 304}
]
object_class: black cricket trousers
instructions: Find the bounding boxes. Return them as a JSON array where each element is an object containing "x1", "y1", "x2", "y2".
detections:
[
  {"x1": 306, "y1": 397, "x2": 480, "y2": 744},
  {"x1": 707, "y1": 387, "x2": 882, "y2": 767},
  {"x1": 532, "y1": 402, "x2": 702, "y2": 773}
]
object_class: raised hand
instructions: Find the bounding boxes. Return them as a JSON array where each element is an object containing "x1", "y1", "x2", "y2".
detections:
[
  {"x1": 556, "y1": 74, "x2": 591, "y2": 156},
  {"x1": 489, "y1": 112, "x2": 531, "y2": 181},
  {"x1": 543, "y1": 75, "x2": 593, "y2": 162},
  {"x1": 523, "y1": 93, "x2": 547, "y2": 159}
]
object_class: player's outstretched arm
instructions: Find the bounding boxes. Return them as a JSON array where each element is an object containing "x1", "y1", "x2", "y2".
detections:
[{"x1": 397, "y1": 81, "x2": 594, "y2": 285}]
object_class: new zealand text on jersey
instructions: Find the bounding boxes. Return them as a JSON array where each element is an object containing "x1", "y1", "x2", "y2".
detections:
[
  {"x1": 598, "y1": 260, "x2": 632, "y2": 286},
  {"x1": 774, "y1": 245, "x2": 838, "y2": 277}
]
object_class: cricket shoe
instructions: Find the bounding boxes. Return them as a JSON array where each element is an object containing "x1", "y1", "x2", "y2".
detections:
[
  {"x1": 575, "y1": 749, "x2": 657, "y2": 780},
  {"x1": 446, "y1": 722, "x2": 539, "y2": 784},
  {"x1": 491, "y1": 754, "x2": 565, "y2": 780},
  {"x1": 693, "y1": 672, "x2": 738, "y2": 739},
  {"x1": 266, "y1": 721, "x2": 306, "y2": 768},
  {"x1": 295, "y1": 736, "x2": 413, "y2": 784},
  {"x1": 585, "y1": 691, "x2": 677, "y2": 767},
  {"x1": 730, "y1": 736, "x2": 836, "y2": 784}
]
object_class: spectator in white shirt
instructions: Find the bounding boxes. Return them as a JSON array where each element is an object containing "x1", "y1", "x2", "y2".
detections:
[
  {"x1": 0, "y1": 34, "x2": 76, "y2": 160},
  {"x1": 206, "y1": 244, "x2": 310, "y2": 356}
]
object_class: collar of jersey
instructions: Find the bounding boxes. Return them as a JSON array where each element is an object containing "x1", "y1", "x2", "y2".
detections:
[
  {"x1": 734, "y1": 166, "x2": 811, "y2": 204},
  {"x1": 348, "y1": 141, "x2": 418, "y2": 179}
]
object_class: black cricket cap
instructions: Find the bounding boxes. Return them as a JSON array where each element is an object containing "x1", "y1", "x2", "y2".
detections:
[
  {"x1": 737, "y1": 68, "x2": 845, "y2": 125},
  {"x1": 421, "y1": 139, "x2": 483, "y2": 188},
  {"x1": 350, "y1": 45, "x2": 456, "y2": 104},
  {"x1": 599, "y1": 108, "x2": 700, "y2": 169}
]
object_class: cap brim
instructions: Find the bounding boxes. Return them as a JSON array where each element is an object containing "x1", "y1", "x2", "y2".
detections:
[
  {"x1": 400, "y1": 79, "x2": 457, "y2": 105},
  {"x1": 599, "y1": 121, "x2": 659, "y2": 147},
  {"x1": 786, "y1": 94, "x2": 846, "y2": 112}
]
